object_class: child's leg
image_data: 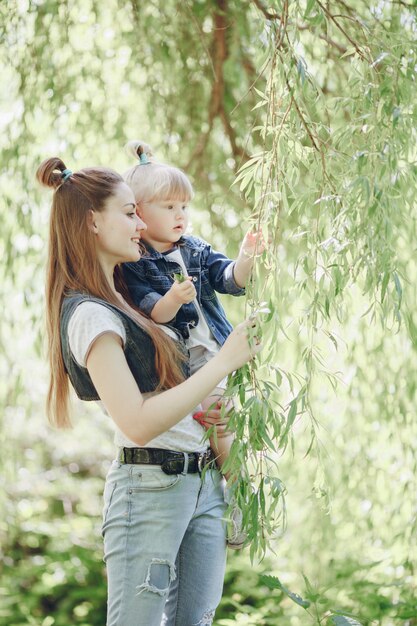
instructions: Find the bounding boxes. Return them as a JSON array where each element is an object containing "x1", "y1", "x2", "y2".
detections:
[
  {"x1": 189, "y1": 346, "x2": 234, "y2": 472},
  {"x1": 198, "y1": 389, "x2": 234, "y2": 475},
  {"x1": 194, "y1": 385, "x2": 248, "y2": 550}
]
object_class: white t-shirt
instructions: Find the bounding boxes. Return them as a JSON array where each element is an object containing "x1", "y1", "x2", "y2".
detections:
[
  {"x1": 68, "y1": 301, "x2": 207, "y2": 452},
  {"x1": 164, "y1": 248, "x2": 221, "y2": 354},
  {"x1": 164, "y1": 247, "x2": 228, "y2": 389}
]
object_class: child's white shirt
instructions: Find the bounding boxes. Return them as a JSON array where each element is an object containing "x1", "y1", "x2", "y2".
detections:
[
  {"x1": 164, "y1": 248, "x2": 221, "y2": 354},
  {"x1": 164, "y1": 247, "x2": 227, "y2": 390}
]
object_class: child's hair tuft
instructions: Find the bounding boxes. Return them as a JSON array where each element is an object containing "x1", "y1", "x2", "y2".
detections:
[
  {"x1": 125, "y1": 139, "x2": 153, "y2": 162},
  {"x1": 123, "y1": 140, "x2": 194, "y2": 204}
]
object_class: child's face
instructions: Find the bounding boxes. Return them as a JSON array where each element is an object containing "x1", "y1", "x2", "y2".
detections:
[{"x1": 137, "y1": 198, "x2": 189, "y2": 252}]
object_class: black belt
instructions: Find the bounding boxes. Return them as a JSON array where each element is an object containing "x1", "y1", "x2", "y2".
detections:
[{"x1": 118, "y1": 447, "x2": 215, "y2": 475}]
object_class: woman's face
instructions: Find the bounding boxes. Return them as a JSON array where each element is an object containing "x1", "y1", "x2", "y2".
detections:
[{"x1": 92, "y1": 182, "x2": 147, "y2": 265}]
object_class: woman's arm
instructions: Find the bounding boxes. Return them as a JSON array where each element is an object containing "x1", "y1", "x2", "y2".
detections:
[{"x1": 86, "y1": 320, "x2": 260, "y2": 446}]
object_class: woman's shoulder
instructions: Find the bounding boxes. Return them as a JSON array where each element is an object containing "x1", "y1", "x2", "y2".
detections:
[
  {"x1": 68, "y1": 301, "x2": 126, "y2": 337},
  {"x1": 62, "y1": 294, "x2": 126, "y2": 334},
  {"x1": 63, "y1": 291, "x2": 111, "y2": 307},
  {"x1": 70, "y1": 300, "x2": 122, "y2": 321},
  {"x1": 62, "y1": 293, "x2": 124, "y2": 320},
  {"x1": 67, "y1": 301, "x2": 127, "y2": 368}
]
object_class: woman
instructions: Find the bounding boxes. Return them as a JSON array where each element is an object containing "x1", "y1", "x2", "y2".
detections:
[{"x1": 37, "y1": 157, "x2": 262, "y2": 626}]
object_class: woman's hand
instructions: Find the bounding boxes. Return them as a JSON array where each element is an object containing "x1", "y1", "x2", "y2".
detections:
[{"x1": 216, "y1": 318, "x2": 263, "y2": 374}]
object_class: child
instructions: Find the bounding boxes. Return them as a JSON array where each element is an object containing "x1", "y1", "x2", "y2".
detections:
[{"x1": 122, "y1": 140, "x2": 265, "y2": 548}]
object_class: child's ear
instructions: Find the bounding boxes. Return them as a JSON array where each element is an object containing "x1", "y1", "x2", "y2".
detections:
[{"x1": 87, "y1": 210, "x2": 99, "y2": 234}]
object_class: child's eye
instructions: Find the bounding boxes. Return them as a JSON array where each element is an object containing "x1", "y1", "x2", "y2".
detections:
[{"x1": 167, "y1": 205, "x2": 174, "y2": 210}]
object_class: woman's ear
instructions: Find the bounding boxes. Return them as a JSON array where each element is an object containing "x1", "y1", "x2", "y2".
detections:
[{"x1": 87, "y1": 210, "x2": 99, "y2": 234}]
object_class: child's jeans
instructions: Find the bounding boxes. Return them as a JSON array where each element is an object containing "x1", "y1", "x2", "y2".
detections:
[{"x1": 102, "y1": 459, "x2": 227, "y2": 626}]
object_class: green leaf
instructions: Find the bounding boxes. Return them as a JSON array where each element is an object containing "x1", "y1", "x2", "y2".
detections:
[
  {"x1": 297, "y1": 58, "x2": 306, "y2": 84},
  {"x1": 325, "y1": 295, "x2": 330, "y2": 318},
  {"x1": 340, "y1": 46, "x2": 358, "y2": 59},
  {"x1": 273, "y1": 367, "x2": 282, "y2": 386},
  {"x1": 381, "y1": 271, "x2": 389, "y2": 303},
  {"x1": 253, "y1": 87, "x2": 268, "y2": 101},
  {"x1": 327, "y1": 616, "x2": 364, "y2": 626},
  {"x1": 259, "y1": 576, "x2": 311, "y2": 609},
  {"x1": 371, "y1": 51, "x2": 389, "y2": 68},
  {"x1": 259, "y1": 575, "x2": 282, "y2": 590},
  {"x1": 304, "y1": 0, "x2": 316, "y2": 18},
  {"x1": 393, "y1": 271, "x2": 402, "y2": 309},
  {"x1": 287, "y1": 399, "x2": 297, "y2": 426},
  {"x1": 325, "y1": 330, "x2": 338, "y2": 350},
  {"x1": 302, "y1": 573, "x2": 321, "y2": 602}
]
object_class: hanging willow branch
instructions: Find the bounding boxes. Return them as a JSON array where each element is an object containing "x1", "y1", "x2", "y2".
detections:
[{"x1": 223, "y1": 0, "x2": 416, "y2": 558}]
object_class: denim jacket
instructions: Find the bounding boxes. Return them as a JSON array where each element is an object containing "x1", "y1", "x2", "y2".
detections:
[
  {"x1": 123, "y1": 236, "x2": 245, "y2": 345},
  {"x1": 60, "y1": 292, "x2": 189, "y2": 401}
]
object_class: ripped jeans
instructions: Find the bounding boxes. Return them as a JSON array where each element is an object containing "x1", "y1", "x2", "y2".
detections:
[{"x1": 102, "y1": 459, "x2": 227, "y2": 626}]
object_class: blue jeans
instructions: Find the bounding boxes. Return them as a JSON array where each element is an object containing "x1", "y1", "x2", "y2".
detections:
[{"x1": 102, "y1": 459, "x2": 227, "y2": 626}]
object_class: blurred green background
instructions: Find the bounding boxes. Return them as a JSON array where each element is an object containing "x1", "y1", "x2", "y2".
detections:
[{"x1": 1, "y1": 1, "x2": 416, "y2": 625}]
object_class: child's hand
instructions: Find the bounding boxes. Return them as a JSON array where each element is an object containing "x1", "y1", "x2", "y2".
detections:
[
  {"x1": 193, "y1": 404, "x2": 231, "y2": 437},
  {"x1": 240, "y1": 229, "x2": 266, "y2": 259},
  {"x1": 169, "y1": 275, "x2": 196, "y2": 304}
]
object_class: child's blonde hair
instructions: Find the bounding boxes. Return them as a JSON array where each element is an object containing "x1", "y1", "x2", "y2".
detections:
[{"x1": 124, "y1": 140, "x2": 194, "y2": 205}]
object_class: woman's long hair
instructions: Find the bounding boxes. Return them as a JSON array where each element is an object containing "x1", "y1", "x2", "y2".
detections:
[{"x1": 37, "y1": 157, "x2": 185, "y2": 429}]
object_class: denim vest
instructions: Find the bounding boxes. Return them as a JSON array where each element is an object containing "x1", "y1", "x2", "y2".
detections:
[
  {"x1": 60, "y1": 292, "x2": 189, "y2": 401},
  {"x1": 123, "y1": 235, "x2": 245, "y2": 345}
]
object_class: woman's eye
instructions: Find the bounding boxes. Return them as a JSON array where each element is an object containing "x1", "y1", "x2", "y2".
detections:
[{"x1": 127, "y1": 212, "x2": 136, "y2": 217}]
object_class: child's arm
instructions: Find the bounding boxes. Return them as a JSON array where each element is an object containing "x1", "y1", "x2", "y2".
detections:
[
  {"x1": 233, "y1": 229, "x2": 266, "y2": 288},
  {"x1": 200, "y1": 230, "x2": 265, "y2": 295},
  {"x1": 150, "y1": 276, "x2": 196, "y2": 323},
  {"x1": 122, "y1": 263, "x2": 195, "y2": 323}
]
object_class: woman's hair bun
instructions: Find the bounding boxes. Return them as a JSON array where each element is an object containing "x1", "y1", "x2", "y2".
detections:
[
  {"x1": 36, "y1": 157, "x2": 68, "y2": 189},
  {"x1": 125, "y1": 139, "x2": 153, "y2": 162}
]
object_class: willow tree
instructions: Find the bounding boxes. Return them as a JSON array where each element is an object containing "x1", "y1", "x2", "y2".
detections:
[
  {"x1": 1, "y1": 0, "x2": 416, "y2": 624},
  {"x1": 224, "y1": 0, "x2": 417, "y2": 545}
]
